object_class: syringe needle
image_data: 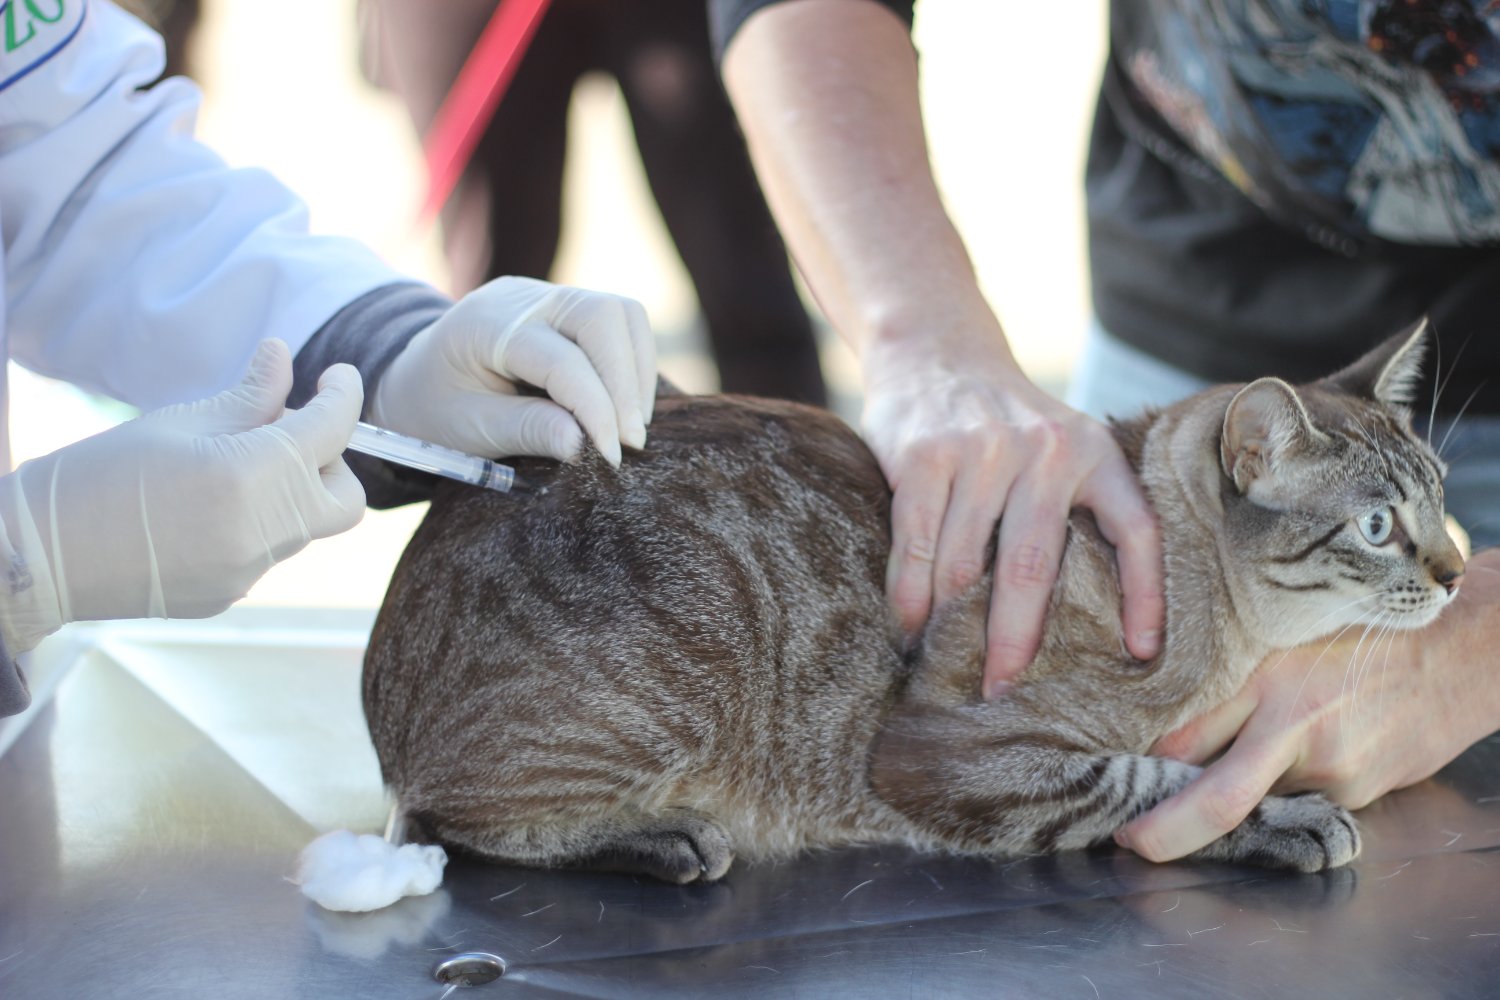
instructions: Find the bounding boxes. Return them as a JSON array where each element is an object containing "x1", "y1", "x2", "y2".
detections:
[{"x1": 346, "y1": 422, "x2": 522, "y2": 494}]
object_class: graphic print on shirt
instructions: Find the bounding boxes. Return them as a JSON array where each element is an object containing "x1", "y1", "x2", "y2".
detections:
[
  {"x1": 1119, "y1": 0, "x2": 1500, "y2": 244},
  {"x1": 0, "y1": 0, "x2": 85, "y2": 92}
]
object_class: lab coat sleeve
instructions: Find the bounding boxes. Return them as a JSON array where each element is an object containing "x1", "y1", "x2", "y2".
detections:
[
  {"x1": 0, "y1": 0, "x2": 407, "y2": 411},
  {"x1": 291, "y1": 282, "x2": 453, "y2": 510}
]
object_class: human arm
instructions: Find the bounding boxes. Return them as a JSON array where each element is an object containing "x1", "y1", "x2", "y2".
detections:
[
  {"x1": 717, "y1": 0, "x2": 1163, "y2": 691},
  {"x1": 1115, "y1": 548, "x2": 1500, "y2": 862},
  {"x1": 1, "y1": 1, "x2": 403, "y2": 411}
]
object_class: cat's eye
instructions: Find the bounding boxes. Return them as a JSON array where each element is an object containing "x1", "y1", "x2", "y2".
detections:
[{"x1": 1357, "y1": 507, "x2": 1395, "y2": 546}]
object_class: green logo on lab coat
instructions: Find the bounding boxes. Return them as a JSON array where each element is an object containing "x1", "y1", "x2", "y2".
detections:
[{"x1": 5, "y1": 0, "x2": 66, "y2": 54}]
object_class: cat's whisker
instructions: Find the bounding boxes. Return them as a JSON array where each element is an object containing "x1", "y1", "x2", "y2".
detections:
[
  {"x1": 1436, "y1": 381, "x2": 1487, "y2": 459},
  {"x1": 1350, "y1": 419, "x2": 1407, "y2": 489},
  {"x1": 1268, "y1": 593, "x2": 1381, "y2": 673},
  {"x1": 1426, "y1": 330, "x2": 1440, "y2": 448},
  {"x1": 1264, "y1": 593, "x2": 1384, "y2": 672},
  {"x1": 1362, "y1": 617, "x2": 1392, "y2": 719},
  {"x1": 1263, "y1": 592, "x2": 1382, "y2": 672},
  {"x1": 1352, "y1": 419, "x2": 1380, "y2": 452},
  {"x1": 1425, "y1": 326, "x2": 1456, "y2": 450},
  {"x1": 1348, "y1": 610, "x2": 1395, "y2": 729},
  {"x1": 1371, "y1": 614, "x2": 1402, "y2": 726},
  {"x1": 1360, "y1": 610, "x2": 1398, "y2": 703},
  {"x1": 1354, "y1": 607, "x2": 1405, "y2": 733},
  {"x1": 1277, "y1": 605, "x2": 1383, "y2": 732},
  {"x1": 1373, "y1": 613, "x2": 1402, "y2": 731},
  {"x1": 1332, "y1": 620, "x2": 1374, "y2": 746},
  {"x1": 1336, "y1": 610, "x2": 1386, "y2": 747},
  {"x1": 1347, "y1": 610, "x2": 1381, "y2": 712}
]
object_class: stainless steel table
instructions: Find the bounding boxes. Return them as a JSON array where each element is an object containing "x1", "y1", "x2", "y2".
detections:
[{"x1": 2, "y1": 611, "x2": 1498, "y2": 999}]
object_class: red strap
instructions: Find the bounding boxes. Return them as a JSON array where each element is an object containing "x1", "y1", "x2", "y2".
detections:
[{"x1": 419, "y1": 0, "x2": 555, "y2": 222}]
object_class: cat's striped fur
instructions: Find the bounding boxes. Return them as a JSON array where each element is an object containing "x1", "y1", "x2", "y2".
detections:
[{"x1": 364, "y1": 322, "x2": 1463, "y2": 880}]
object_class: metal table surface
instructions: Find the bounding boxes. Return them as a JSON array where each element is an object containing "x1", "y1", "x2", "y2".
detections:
[{"x1": 2, "y1": 611, "x2": 1498, "y2": 999}]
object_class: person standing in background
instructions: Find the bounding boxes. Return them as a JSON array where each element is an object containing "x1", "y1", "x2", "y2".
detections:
[{"x1": 358, "y1": 0, "x2": 827, "y2": 405}]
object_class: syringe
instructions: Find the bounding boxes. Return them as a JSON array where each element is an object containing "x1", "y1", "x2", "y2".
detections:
[{"x1": 346, "y1": 422, "x2": 521, "y2": 494}]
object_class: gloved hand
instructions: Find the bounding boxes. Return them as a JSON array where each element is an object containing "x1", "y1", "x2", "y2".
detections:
[
  {"x1": 0, "y1": 339, "x2": 364, "y2": 653},
  {"x1": 368, "y1": 276, "x2": 657, "y2": 467}
]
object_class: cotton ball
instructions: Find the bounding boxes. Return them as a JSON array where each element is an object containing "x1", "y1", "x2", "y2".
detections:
[{"x1": 296, "y1": 830, "x2": 448, "y2": 913}]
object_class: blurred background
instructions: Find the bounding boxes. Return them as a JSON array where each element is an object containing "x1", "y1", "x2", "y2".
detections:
[{"x1": 10, "y1": 0, "x2": 1106, "y2": 610}]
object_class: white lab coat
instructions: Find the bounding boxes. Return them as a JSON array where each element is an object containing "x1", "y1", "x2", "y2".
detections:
[{"x1": 0, "y1": 0, "x2": 402, "y2": 463}]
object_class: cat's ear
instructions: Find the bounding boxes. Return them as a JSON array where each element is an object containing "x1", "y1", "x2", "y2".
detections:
[
  {"x1": 1320, "y1": 318, "x2": 1429, "y2": 407},
  {"x1": 1221, "y1": 377, "x2": 1322, "y2": 501}
]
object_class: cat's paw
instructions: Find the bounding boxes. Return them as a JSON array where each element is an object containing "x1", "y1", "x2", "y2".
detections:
[
  {"x1": 1232, "y1": 793, "x2": 1361, "y2": 873},
  {"x1": 640, "y1": 815, "x2": 736, "y2": 884},
  {"x1": 579, "y1": 813, "x2": 736, "y2": 884}
]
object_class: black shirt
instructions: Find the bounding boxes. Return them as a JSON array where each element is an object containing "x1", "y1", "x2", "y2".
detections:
[
  {"x1": 1091, "y1": 0, "x2": 1500, "y2": 416},
  {"x1": 711, "y1": 0, "x2": 1500, "y2": 416}
]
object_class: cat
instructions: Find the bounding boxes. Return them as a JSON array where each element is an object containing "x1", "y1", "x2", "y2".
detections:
[{"x1": 362, "y1": 320, "x2": 1464, "y2": 883}]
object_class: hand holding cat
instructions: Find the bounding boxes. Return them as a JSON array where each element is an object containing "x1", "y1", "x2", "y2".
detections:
[
  {"x1": 1116, "y1": 548, "x2": 1500, "y2": 863},
  {"x1": 370, "y1": 276, "x2": 657, "y2": 466},
  {"x1": 860, "y1": 336, "x2": 1165, "y2": 697},
  {"x1": 0, "y1": 339, "x2": 364, "y2": 653}
]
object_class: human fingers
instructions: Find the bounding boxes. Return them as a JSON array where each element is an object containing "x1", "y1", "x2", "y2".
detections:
[
  {"x1": 930, "y1": 456, "x2": 1010, "y2": 611},
  {"x1": 534, "y1": 287, "x2": 656, "y2": 431},
  {"x1": 251, "y1": 442, "x2": 369, "y2": 544},
  {"x1": 493, "y1": 321, "x2": 623, "y2": 466},
  {"x1": 274, "y1": 363, "x2": 364, "y2": 468},
  {"x1": 1268, "y1": 696, "x2": 1384, "y2": 808},
  {"x1": 1116, "y1": 716, "x2": 1301, "y2": 862},
  {"x1": 1150, "y1": 686, "x2": 1260, "y2": 763},
  {"x1": 184, "y1": 338, "x2": 294, "y2": 433},
  {"x1": 1236, "y1": 633, "x2": 1403, "y2": 805},
  {"x1": 315, "y1": 456, "x2": 367, "y2": 536},
  {"x1": 464, "y1": 393, "x2": 592, "y2": 463},
  {"x1": 550, "y1": 295, "x2": 650, "y2": 449},
  {"x1": 1081, "y1": 455, "x2": 1164, "y2": 661},
  {"x1": 885, "y1": 467, "x2": 954, "y2": 639},
  {"x1": 1319, "y1": 773, "x2": 1389, "y2": 812},
  {"x1": 619, "y1": 295, "x2": 657, "y2": 426},
  {"x1": 984, "y1": 465, "x2": 1071, "y2": 695}
]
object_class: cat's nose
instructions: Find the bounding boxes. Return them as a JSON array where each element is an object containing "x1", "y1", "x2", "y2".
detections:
[{"x1": 1433, "y1": 567, "x2": 1463, "y2": 596}]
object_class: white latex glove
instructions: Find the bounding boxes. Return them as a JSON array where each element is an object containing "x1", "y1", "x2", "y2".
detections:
[
  {"x1": 368, "y1": 276, "x2": 657, "y2": 466},
  {"x1": 0, "y1": 339, "x2": 364, "y2": 653}
]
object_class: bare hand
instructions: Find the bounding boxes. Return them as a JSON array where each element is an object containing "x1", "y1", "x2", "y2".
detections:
[
  {"x1": 862, "y1": 342, "x2": 1164, "y2": 698},
  {"x1": 1116, "y1": 549, "x2": 1500, "y2": 863},
  {"x1": 718, "y1": 0, "x2": 1159, "y2": 689}
]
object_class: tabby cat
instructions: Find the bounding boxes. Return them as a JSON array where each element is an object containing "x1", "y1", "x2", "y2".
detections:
[{"x1": 363, "y1": 322, "x2": 1463, "y2": 881}]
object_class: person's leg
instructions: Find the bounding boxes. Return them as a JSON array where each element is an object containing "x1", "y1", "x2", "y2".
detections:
[
  {"x1": 461, "y1": 6, "x2": 595, "y2": 289},
  {"x1": 605, "y1": 0, "x2": 826, "y2": 404},
  {"x1": 360, "y1": 0, "x2": 584, "y2": 292}
]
